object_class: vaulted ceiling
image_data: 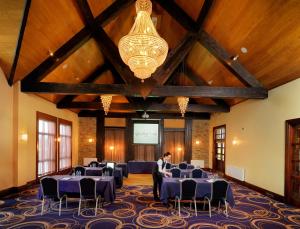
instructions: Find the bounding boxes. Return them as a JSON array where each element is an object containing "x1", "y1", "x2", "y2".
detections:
[{"x1": 1, "y1": 0, "x2": 300, "y2": 118}]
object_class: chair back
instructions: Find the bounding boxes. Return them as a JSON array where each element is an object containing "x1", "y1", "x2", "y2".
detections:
[
  {"x1": 89, "y1": 161, "x2": 99, "y2": 167},
  {"x1": 180, "y1": 179, "x2": 197, "y2": 200},
  {"x1": 102, "y1": 167, "x2": 114, "y2": 176},
  {"x1": 74, "y1": 166, "x2": 86, "y2": 176},
  {"x1": 211, "y1": 180, "x2": 229, "y2": 201},
  {"x1": 179, "y1": 162, "x2": 188, "y2": 170},
  {"x1": 192, "y1": 169, "x2": 203, "y2": 178},
  {"x1": 170, "y1": 168, "x2": 181, "y2": 178},
  {"x1": 79, "y1": 178, "x2": 96, "y2": 199},
  {"x1": 165, "y1": 163, "x2": 171, "y2": 169},
  {"x1": 40, "y1": 177, "x2": 58, "y2": 198},
  {"x1": 98, "y1": 163, "x2": 106, "y2": 168}
]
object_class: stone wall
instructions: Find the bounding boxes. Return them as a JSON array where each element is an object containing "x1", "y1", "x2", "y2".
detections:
[
  {"x1": 78, "y1": 117, "x2": 96, "y2": 165},
  {"x1": 192, "y1": 120, "x2": 209, "y2": 167}
]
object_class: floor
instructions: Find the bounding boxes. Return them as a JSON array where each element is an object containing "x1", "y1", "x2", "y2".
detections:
[
  {"x1": 124, "y1": 174, "x2": 153, "y2": 186},
  {"x1": 0, "y1": 174, "x2": 300, "y2": 228}
]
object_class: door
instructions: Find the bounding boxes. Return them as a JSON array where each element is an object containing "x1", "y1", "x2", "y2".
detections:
[
  {"x1": 286, "y1": 119, "x2": 300, "y2": 207},
  {"x1": 213, "y1": 125, "x2": 226, "y2": 173}
]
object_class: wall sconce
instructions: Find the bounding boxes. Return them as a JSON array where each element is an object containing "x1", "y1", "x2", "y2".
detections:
[
  {"x1": 195, "y1": 140, "x2": 200, "y2": 145},
  {"x1": 20, "y1": 133, "x2": 28, "y2": 142},
  {"x1": 88, "y1": 138, "x2": 94, "y2": 143},
  {"x1": 177, "y1": 147, "x2": 182, "y2": 152},
  {"x1": 57, "y1": 137, "x2": 61, "y2": 142},
  {"x1": 109, "y1": 146, "x2": 114, "y2": 150},
  {"x1": 232, "y1": 138, "x2": 239, "y2": 145}
]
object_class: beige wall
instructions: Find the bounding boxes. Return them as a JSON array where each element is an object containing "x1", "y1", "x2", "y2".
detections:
[
  {"x1": 0, "y1": 71, "x2": 79, "y2": 190},
  {"x1": 210, "y1": 78, "x2": 300, "y2": 196},
  {"x1": 0, "y1": 69, "x2": 14, "y2": 190}
]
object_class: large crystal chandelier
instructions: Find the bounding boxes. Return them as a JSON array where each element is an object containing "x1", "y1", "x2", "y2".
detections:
[
  {"x1": 100, "y1": 95, "x2": 112, "y2": 115},
  {"x1": 118, "y1": 0, "x2": 168, "y2": 82},
  {"x1": 177, "y1": 97, "x2": 189, "y2": 117}
]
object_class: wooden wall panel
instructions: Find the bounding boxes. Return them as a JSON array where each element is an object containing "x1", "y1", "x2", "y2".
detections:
[
  {"x1": 14, "y1": 0, "x2": 85, "y2": 82},
  {"x1": 88, "y1": 0, "x2": 114, "y2": 18},
  {"x1": 0, "y1": 0, "x2": 25, "y2": 78},
  {"x1": 203, "y1": 0, "x2": 300, "y2": 89}
]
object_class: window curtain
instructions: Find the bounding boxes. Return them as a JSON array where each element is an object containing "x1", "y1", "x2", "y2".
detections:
[
  {"x1": 38, "y1": 120, "x2": 56, "y2": 176},
  {"x1": 163, "y1": 131, "x2": 185, "y2": 164},
  {"x1": 59, "y1": 123, "x2": 72, "y2": 170},
  {"x1": 104, "y1": 128, "x2": 125, "y2": 162},
  {"x1": 134, "y1": 144, "x2": 155, "y2": 161}
]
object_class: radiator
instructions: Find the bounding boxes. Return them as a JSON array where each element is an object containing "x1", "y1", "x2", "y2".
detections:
[{"x1": 226, "y1": 165, "x2": 245, "y2": 181}]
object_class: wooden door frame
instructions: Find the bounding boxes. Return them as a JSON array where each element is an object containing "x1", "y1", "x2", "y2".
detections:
[
  {"x1": 212, "y1": 124, "x2": 226, "y2": 173},
  {"x1": 285, "y1": 118, "x2": 300, "y2": 204}
]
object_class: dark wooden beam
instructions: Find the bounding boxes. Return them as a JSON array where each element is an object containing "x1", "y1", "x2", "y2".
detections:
[
  {"x1": 56, "y1": 63, "x2": 109, "y2": 105},
  {"x1": 185, "y1": 66, "x2": 229, "y2": 108},
  {"x1": 78, "y1": 110, "x2": 211, "y2": 120},
  {"x1": 21, "y1": 0, "x2": 134, "y2": 84},
  {"x1": 197, "y1": 31, "x2": 263, "y2": 87},
  {"x1": 154, "y1": 0, "x2": 263, "y2": 88},
  {"x1": 8, "y1": 0, "x2": 31, "y2": 86},
  {"x1": 184, "y1": 118, "x2": 192, "y2": 163},
  {"x1": 57, "y1": 102, "x2": 230, "y2": 113},
  {"x1": 96, "y1": 112, "x2": 105, "y2": 160},
  {"x1": 21, "y1": 82, "x2": 268, "y2": 99}
]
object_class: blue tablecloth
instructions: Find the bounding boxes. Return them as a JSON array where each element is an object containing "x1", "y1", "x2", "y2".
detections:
[
  {"x1": 38, "y1": 175, "x2": 116, "y2": 203},
  {"x1": 85, "y1": 167, "x2": 123, "y2": 188},
  {"x1": 167, "y1": 169, "x2": 208, "y2": 178},
  {"x1": 128, "y1": 161, "x2": 156, "y2": 174},
  {"x1": 160, "y1": 177, "x2": 235, "y2": 207},
  {"x1": 171, "y1": 164, "x2": 195, "y2": 169},
  {"x1": 116, "y1": 163, "x2": 128, "y2": 177}
]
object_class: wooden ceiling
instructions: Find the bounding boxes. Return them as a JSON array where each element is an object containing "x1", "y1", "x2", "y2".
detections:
[{"x1": 1, "y1": 0, "x2": 300, "y2": 118}]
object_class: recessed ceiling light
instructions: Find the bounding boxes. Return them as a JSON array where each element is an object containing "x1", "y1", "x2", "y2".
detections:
[
  {"x1": 87, "y1": 59, "x2": 91, "y2": 63},
  {"x1": 62, "y1": 64, "x2": 68, "y2": 69},
  {"x1": 49, "y1": 51, "x2": 54, "y2": 57},
  {"x1": 241, "y1": 47, "x2": 248, "y2": 54},
  {"x1": 75, "y1": 76, "x2": 80, "y2": 81},
  {"x1": 208, "y1": 80, "x2": 213, "y2": 85}
]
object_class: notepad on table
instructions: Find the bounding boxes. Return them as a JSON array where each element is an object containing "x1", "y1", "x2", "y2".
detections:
[{"x1": 61, "y1": 177, "x2": 71, "y2": 181}]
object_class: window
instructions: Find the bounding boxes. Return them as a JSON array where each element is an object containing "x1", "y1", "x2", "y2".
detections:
[
  {"x1": 214, "y1": 126, "x2": 226, "y2": 161},
  {"x1": 37, "y1": 112, "x2": 72, "y2": 177},
  {"x1": 37, "y1": 113, "x2": 57, "y2": 176},
  {"x1": 58, "y1": 119, "x2": 72, "y2": 170}
]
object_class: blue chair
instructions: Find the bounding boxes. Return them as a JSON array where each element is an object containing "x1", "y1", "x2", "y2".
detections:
[
  {"x1": 170, "y1": 168, "x2": 181, "y2": 178},
  {"x1": 78, "y1": 178, "x2": 102, "y2": 216},
  {"x1": 102, "y1": 167, "x2": 114, "y2": 176},
  {"x1": 204, "y1": 179, "x2": 229, "y2": 217},
  {"x1": 74, "y1": 166, "x2": 86, "y2": 176},
  {"x1": 165, "y1": 163, "x2": 172, "y2": 169},
  {"x1": 89, "y1": 161, "x2": 99, "y2": 167},
  {"x1": 175, "y1": 179, "x2": 197, "y2": 216},
  {"x1": 192, "y1": 169, "x2": 203, "y2": 178},
  {"x1": 179, "y1": 162, "x2": 188, "y2": 170},
  {"x1": 40, "y1": 177, "x2": 67, "y2": 216}
]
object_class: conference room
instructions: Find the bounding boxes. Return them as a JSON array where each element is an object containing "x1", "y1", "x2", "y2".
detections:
[{"x1": 1, "y1": 0, "x2": 300, "y2": 228}]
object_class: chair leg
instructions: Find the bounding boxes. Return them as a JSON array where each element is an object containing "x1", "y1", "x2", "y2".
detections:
[
  {"x1": 218, "y1": 200, "x2": 221, "y2": 212},
  {"x1": 203, "y1": 200, "x2": 206, "y2": 210},
  {"x1": 95, "y1": 197, "x2": 99, "y2": 216},
  {"x1": 41, "y1": 198, "x2": 45, "y2": 216},
  {"x1": 178, "y1": 200, "x2": 181, "y2": 217},
  {"x1": 78, "y1": 199, "x2": 82, "y2": 216},
  {"x1": 59, "y1": 198, "x2": 62, "y2": 216},
  {"x1": 65, "y1": 197, "x2": 68, "y2": 208},
  {"x1": 225, "y1": 201, "x2": 228, "y2": 217},
  {"x1": 208, "y1": 200, "x2": 211, "y2": 218},
  {"x1": 194, "y1": 199, "x2": 197, "y2": 216}
]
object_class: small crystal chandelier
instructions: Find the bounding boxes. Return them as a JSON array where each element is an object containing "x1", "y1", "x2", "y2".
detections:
[
  {"x1": 118, "y1": 0, "x2": 168, "y2": 82},
  {"x1": 100, "y1": 95, "x2": 112, "y2": 115},
  {"x1": 177, "y1": 97, "x2": 189, "y2": 117}
]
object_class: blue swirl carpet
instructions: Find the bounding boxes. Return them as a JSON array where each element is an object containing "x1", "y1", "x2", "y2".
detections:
[{"x1": 0, "y1": 182, "x2": 300, "y2": 228}]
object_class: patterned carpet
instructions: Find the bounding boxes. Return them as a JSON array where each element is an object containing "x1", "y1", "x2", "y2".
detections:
[{"x1": 0, "y1": 182, "x2": 300, "y2": 228}]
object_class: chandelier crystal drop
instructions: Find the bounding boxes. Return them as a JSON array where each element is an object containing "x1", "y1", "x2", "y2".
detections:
[
  {"x1": 118, "y1": 0, "x2": 168, "y2": 82},
  {"x1": 100, "y1": 95, "x2": 113, "y2": 115},
  {"x1": 177, "y1": 96, "x2": 189, "y2": 117}
]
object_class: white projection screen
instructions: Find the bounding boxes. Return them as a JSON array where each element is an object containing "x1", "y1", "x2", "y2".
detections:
[{"x1": 133, "y1": 123, "x2": 159, "y2": 144}]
